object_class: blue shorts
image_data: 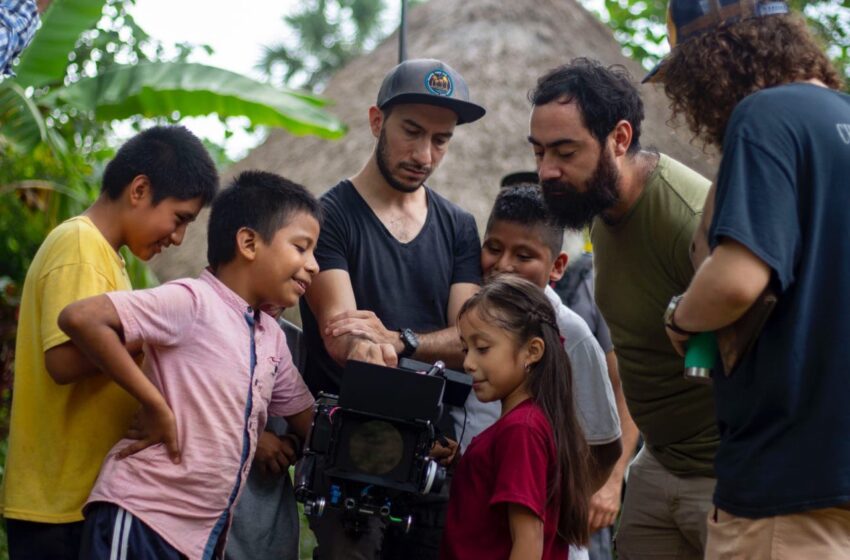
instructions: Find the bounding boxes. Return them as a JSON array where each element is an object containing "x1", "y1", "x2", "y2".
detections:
[
  {"x1": 80, "y1": 502, "x2": 186, "y2": 560},
  {"x1": 5, "y1": 518, "x2": 83, "y2": 559}
]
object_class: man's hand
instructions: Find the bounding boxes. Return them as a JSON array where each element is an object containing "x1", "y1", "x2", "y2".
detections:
[
  {"x1": 254, "y1": 431, "x2": 297, "y2": 476},
  {"x1": 326, "y1": 310, "x2": 402, "y2": 353},
  {"x1": 666, "y1": 326, "x2": 689, "y2": 357},
  {"x1": 588, "y1": 475, "x2": 623, "y2": 532},
  {"x1": 347, "y1": 339, "x2": 398, "y2": 367},
  {"x1": 430, "y1": 438, "x2": 459, "y2": 466},
  {"x1": 117, "y1": 401, "x2": 180, "y2": 464}
]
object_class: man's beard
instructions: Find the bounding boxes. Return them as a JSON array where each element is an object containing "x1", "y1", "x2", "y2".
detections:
[
  {"x1": 376, "y1": 128, "x2": 431, "y2": 193},
  {"x1": 541, "y1": 148, "x2": 621, "y2": 230}
]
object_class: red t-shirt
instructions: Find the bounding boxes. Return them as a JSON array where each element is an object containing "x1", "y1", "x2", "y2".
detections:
[{"x1": 440, "y1": 399, "x2": 568, "y2": 560}]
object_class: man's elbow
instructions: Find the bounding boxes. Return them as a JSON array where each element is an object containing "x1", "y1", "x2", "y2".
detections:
[
  {"x1": 715, "y1": 241, "x2": 772, "y2": 309},
  {"x1": 720, "y1": 277, "x2": 770, "y2": 315}
]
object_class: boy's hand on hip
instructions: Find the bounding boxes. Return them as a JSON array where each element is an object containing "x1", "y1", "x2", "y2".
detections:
[
  {"x1": 118, "y1": 401, "x2": 181, "y2": 464},
  {"x1": 124, "y1": 407, "x2": 149, "y2": 441}
]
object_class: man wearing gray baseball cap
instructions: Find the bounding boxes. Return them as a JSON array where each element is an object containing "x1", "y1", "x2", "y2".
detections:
[{"x1": 300, "y1": 59, "x2": 485, "y2": 559}]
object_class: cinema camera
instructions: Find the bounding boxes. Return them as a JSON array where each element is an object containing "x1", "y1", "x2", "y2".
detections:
[{"x1": 295, "y1": 358, "x2": 472, "y2": 533}]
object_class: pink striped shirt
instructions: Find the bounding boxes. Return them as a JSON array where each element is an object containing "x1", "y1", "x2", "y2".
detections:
[{"x1": 89, "y1": 269, "x2": 314, "y2": 559}]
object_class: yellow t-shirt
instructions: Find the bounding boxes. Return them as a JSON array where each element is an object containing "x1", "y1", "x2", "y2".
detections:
[{"x1": 1, "y1": 216, "x2": 138, "y2": 523}]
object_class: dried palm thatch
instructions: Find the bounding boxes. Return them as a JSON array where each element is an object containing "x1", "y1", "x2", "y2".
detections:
[{"x1": 150, "y1": 0, "x2": 716, "y2": 282}]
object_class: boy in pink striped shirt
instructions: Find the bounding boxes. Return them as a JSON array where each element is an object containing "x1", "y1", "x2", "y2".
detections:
[{"x1": 59, "y1": 171, "x2": 320, "y2": 560}]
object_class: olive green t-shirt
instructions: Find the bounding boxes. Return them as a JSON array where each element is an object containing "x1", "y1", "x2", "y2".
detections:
[{"x1": 592, "y1": 154, "x2": 718, "y2": 476}]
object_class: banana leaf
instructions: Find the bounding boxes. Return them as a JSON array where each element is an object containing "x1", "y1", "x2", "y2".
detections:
[
  {"x1": 13, "y1": 0, "x2": 107, "y2": 88},
  {"x1": 47, "y1": 62, "x2": 347, "y2": 138}
]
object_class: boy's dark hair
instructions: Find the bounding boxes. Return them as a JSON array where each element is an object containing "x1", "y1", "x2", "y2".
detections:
[
  {"x1": 458, "y1": 275, "x2": 591, "y2": 546},
  {"x1": 486, "y1": 184, "x2": 564, "y2": 258},
  {"x1": 102, "y1": 125, "x2": 218, "y2": 205},
  {"x1": 207, "y1": 171, "x2": 322, "y2": 270},
  {"x1": 529, "y1": 58, "x2": 645, "y2": 154}
]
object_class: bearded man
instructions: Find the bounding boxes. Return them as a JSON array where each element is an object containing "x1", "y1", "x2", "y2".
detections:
[
  {"x1": 300, "y1": 58, "x2": 485, "y2": 560},
  {"x1": 529, "y1": 58, "x2": 715, "y2": 560}
]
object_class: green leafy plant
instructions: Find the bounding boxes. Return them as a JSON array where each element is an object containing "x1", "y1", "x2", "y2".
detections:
[{"x1": 579, "y1": 0, "x2": 850, "y2": 87}]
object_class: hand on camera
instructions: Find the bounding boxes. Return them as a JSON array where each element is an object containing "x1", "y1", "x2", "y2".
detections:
[
  {"x1": 430, "y1": 438, "x2": 459, "y2": 466},
  {"x1": 254, "y1": 431, "x2": 298, "y2": 476},
  {"x1": 348, "y1": 339, "x2": 398, "y2": 367},
  {"x1": 327, "y1": 310, "x2": 401, "y2": 353}
]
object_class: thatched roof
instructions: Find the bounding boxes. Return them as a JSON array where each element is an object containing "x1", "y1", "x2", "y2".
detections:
[{"x1": 151, "y1": 0, "x2": 717, "y2": 282}]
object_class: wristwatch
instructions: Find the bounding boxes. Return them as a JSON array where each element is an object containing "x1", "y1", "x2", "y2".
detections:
[
  {"x1": 664, "y1": 295, "x2": 698, "y2": 336},
  {"x1": 398, "y1": 328, "x2": 420, "y2": 358}
]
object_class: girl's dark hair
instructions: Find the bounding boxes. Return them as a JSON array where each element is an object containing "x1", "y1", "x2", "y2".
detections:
[
  {"x1": 659, "y1": 13, "x2": 843, "y2": 149},
  {"x1": 458, "y1": 275, "x2": 591, "y2": 546},
  {"x1": 207, "y1": 170, "x2": 322, "y2": 270}
]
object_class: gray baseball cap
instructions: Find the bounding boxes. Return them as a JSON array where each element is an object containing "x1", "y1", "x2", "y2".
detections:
[{"x1": 376, "y1": 59, "x2": 486, "y2": 125}]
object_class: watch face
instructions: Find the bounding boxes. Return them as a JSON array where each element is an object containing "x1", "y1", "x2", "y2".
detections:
[
  {"x1": 401, "y1": 329, "x2": 419, "y2": 355},
  {"x1": 406, "y1": 329, "x2": 418, "y2": 346},
  {"x1": 664, "y1": 296, "x2": 681, "y2": 326}
]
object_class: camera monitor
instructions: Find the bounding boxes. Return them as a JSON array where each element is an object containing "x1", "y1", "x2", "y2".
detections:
[{"x1": 339, "y1": 360, "x2": 446, "y2": 424}]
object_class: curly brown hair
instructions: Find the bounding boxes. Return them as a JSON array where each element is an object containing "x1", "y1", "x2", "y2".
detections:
[{"x1": 658, "y1": 13, "x2": 843, "y2": 150}]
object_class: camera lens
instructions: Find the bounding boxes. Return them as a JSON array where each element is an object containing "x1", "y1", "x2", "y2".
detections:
[
  {"x1": 348, "y1": 420, "x2": 404, "y2": 475},
  {"x1": 420, "y1": 459, "x2": 447, "y2": 495},
  {"x1": 431, "y1": 464, "x2": 447, "y2": 494}
]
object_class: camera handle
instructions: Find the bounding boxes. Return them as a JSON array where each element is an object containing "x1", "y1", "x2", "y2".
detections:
[{"x1": 423, "y1": 360, "x2": 445, "y2": 377}]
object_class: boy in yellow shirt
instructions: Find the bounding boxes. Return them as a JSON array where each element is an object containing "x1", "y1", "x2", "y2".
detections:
[{"x1": 1, "y1": 125, "x2": 218, "y2": 559}]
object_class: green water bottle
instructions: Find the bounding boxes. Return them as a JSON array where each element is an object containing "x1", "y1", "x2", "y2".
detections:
[{"x1": 684, "y1": 332, "x2": 716, "y2": 383}]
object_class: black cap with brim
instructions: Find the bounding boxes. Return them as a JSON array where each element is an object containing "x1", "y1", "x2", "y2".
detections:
[
  {"x1": 380, "y1": 93, "x2": 486, "y2": 125},
  {"x1": 377, "y1": 59, "x2": 486, "y2": 125},
  {"x1": 642, "y1": 59, "x2": 668, "y2": 84},
  {"x1": 642, "y1": 0, "x2": 789, "y2": 84}
]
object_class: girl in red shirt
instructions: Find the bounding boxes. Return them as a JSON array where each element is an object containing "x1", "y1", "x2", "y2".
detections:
[{"x1": 440, "y1": 275, "x2": 591, "y2": 560}]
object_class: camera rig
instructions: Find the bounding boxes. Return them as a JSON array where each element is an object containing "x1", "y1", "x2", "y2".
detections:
[{"x1": 295, "y1": 358, "x2": 472, "y2": 533}]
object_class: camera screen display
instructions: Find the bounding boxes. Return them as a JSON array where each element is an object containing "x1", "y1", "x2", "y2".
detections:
[
  {"x1": 347, "y1": 420, "x2": 405, "y2": 475},
  {"x1": 333, "y1": 412, "x2": 420, "y2": 484}
]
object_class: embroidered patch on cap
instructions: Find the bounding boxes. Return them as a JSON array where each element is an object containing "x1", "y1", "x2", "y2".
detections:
[{"x1": 425, "y1": 70, "x2": 453, "y2": 96}]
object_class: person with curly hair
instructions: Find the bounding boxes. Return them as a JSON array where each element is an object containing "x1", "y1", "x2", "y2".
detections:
[{"x1": 649, "y1": 1, "x2": 850, "y2": 558}]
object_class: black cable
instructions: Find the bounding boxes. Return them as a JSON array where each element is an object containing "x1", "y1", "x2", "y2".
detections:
[{"x1": 458, "y1": 404, "x2": 468, "y2": 452}]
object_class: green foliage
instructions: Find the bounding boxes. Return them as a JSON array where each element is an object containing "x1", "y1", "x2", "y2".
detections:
[
  {"x1": 47, "y1": 62, "x2": 345, "y2": 139},
  {"x1": 259, "y1": 0, "x2": 388, "y2": 91},
  {"x1": 0, "y1": 0, "x2": 347, "y2": 298},
  {"x1": 578, "y1": 0, "x2": 850, "y2": 87},
  {"x1": 13, "y1": 0, "x2": 107, "y2": 88},
  {"x1": 0, "y1": 138, "x2": 95, "y2": 283}
]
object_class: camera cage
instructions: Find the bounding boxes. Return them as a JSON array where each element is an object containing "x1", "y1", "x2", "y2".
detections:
[{"x1": 294, "y1": 359, "x2": 472, "y2": 531}]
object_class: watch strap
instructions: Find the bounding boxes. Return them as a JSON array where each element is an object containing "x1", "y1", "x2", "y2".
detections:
[{"x1": 666, "y1": 296, "x2": 698, "y2": 336}]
